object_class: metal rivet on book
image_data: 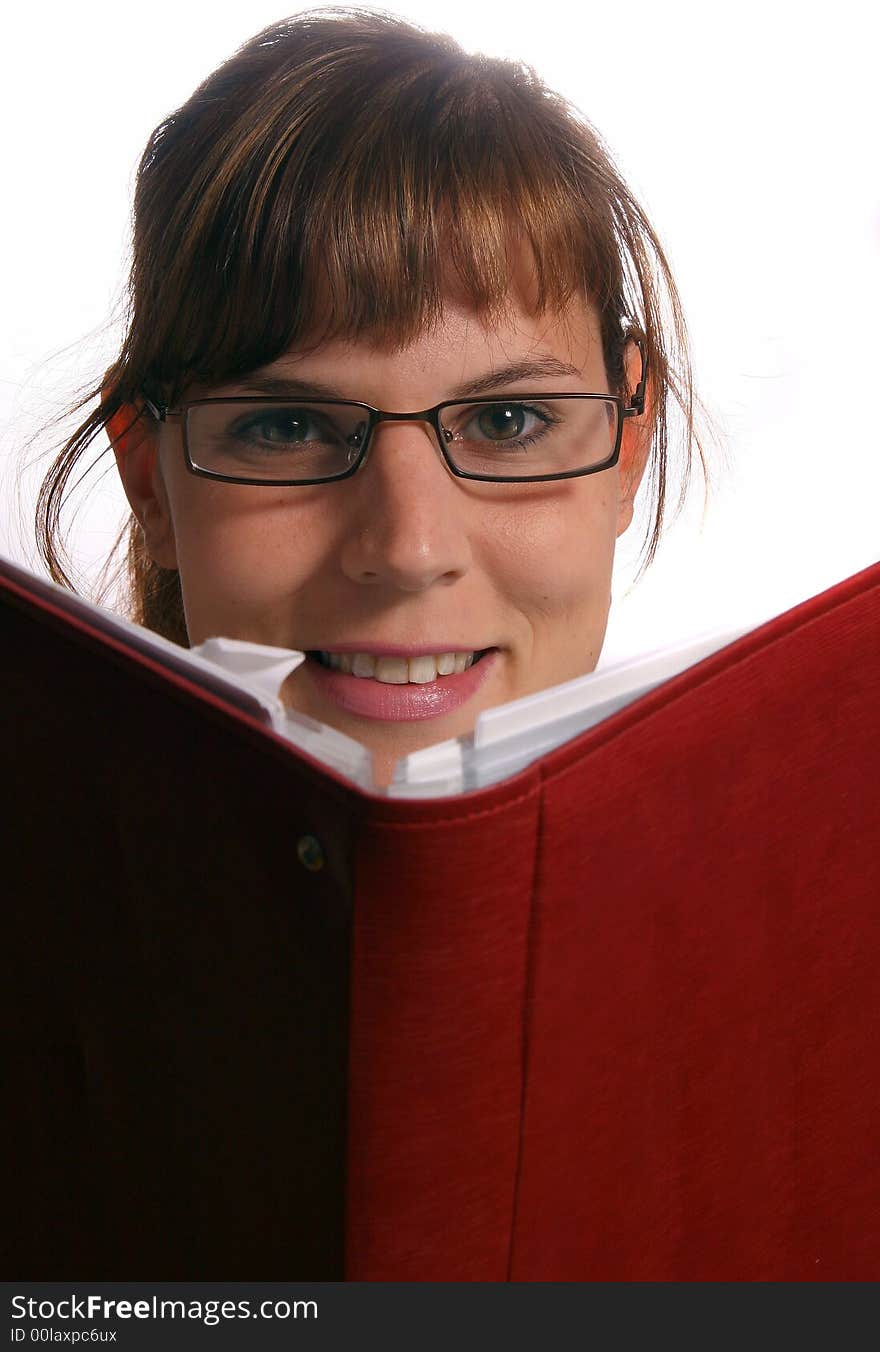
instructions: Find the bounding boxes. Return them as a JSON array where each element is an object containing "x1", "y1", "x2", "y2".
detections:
[{"x1": 296, "y1": 834, "x2": 325, "y2": 872}]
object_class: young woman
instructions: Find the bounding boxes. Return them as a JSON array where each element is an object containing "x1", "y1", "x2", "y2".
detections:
[{"x1": 36, "y1": 7, "x2": 703, "y2": 787}]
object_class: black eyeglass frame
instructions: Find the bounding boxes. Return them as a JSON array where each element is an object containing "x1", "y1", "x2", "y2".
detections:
[{"x1": 141, "y1": 339, "x2": 647, "y2": 487}]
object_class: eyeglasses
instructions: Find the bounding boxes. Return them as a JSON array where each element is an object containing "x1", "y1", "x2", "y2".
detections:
[{"x1": 142, "y1": 348, "x2": 647, "y2": 487}]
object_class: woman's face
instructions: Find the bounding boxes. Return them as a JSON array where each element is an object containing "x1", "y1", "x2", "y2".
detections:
[{"x1": 116, "y1": 291, "x2": 648, "y2": 785}]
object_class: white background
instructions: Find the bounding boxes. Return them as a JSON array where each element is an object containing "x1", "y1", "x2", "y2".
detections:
[{"x1": 2, "y1": 0, "x2": 878, "y2": 663}]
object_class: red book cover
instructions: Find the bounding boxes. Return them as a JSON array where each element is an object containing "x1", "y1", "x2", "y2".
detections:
[{"x1": 3, "y1": 555, "x2": 879, "y2": 1280}]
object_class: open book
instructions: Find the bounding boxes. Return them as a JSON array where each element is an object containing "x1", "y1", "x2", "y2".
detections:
[{"x1": 3, "y1": 551, "x2": 879, "y2": 1280}]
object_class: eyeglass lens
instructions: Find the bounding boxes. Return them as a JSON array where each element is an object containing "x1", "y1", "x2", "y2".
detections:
[{"x1": 185, "y1": 397, "x2": 620, "y2": 482}]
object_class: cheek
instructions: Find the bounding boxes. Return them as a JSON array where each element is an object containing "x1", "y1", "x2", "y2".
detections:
[
  {"x1": 166, "y1": 482, "x2": 331, "y2": 639},
  {"x1": 487, "y1": 481, "x2": 619, "y2": 613}
]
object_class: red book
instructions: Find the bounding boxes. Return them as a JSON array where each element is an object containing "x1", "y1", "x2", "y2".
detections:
[{"x1": 3, "y1": 554, "x2": 879, "y2": 1280}]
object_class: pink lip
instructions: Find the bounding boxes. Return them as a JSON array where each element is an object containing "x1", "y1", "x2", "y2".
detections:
[{"x1": 302, "y1": 649, "x2": 500, "y2": 722}]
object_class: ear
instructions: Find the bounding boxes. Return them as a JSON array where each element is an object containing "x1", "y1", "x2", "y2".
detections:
[
  {"x1": 106, "y1": 401, "x2": 178, "y2": 569},
  {"x1": 616, "y1": 339, "x2": 653, "y2": 538}
]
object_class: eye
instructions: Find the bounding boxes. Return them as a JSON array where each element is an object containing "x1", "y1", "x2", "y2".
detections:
[
  {"x1": 236, "y1": 409, "x2": 323, "y2": 444},
  {"x1": 475, "y1": 404, "x2": 531, "y2": 440},
  {"x1": 449, "y1": 401, "x2": 555, "y2": 446}
]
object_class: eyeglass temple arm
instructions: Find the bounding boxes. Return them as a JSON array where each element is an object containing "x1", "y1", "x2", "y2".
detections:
[
  {"x1": 141, "y1": 395, "x2": 167, "y2": 422},
  {"x1": 624, "y1": 336, "x2": 648, "y2": 417}
]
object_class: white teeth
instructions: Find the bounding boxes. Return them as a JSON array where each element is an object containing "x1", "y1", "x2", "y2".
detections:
[
  {"x1": 374, "y1": 656, "x2": 409, "y2": 684},
  {"x1": 407, "y1": 655, "x2": 439, "y2": 684},
  {"x1": 318, "y1": 650, "x2": 482, "y2": 683}
]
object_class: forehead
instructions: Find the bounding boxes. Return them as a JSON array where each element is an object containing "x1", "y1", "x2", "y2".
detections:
[{"x1": 197, "y1": 292, "x2": 606, "y2": 403}]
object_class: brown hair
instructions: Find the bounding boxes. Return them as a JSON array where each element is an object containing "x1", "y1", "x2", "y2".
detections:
[{"x1": 35, "y1": 5, "x2": 707, "y2": 647}]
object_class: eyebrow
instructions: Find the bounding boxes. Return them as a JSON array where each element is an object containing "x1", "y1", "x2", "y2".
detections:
[{"x1": 228, "y1": 356, "x2": 585, "y2": 402}]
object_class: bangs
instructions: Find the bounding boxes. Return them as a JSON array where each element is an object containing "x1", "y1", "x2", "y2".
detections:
[{"x1": 131, "y1": 44, "x2": 623, "y2": 398}]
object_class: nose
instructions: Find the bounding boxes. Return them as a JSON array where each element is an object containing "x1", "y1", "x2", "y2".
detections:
[{"x1": 337, "y1": 419, "x2": 473, "y2": 591}]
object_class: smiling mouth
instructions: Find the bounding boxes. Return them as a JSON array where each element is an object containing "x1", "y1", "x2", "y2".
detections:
[{"x1": 300, "y1": 646, "x2": 501, "y2": 723}]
